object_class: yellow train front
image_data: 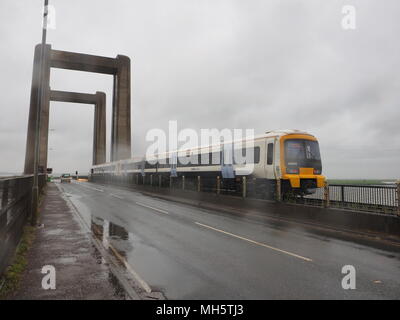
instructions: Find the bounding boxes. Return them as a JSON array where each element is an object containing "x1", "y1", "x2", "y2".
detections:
[{"x1": 276, "y1": 131, "x2": 325, "y2": 197}]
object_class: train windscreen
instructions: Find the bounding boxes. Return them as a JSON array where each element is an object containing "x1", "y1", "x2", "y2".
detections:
[{"x1": 284, "y1": 139, "x2": 322, "y2": 170}]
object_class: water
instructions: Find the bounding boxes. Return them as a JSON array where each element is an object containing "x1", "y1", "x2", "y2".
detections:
[{"x1": 306, "y1": 185, "x2": 398, "y2": 207}]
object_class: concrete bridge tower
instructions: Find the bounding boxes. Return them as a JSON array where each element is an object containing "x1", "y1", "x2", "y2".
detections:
[{"x1": 24, "y1": 44, "x2": 132, "y2": 173}]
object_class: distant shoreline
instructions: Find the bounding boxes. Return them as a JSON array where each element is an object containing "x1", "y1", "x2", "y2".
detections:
[{"x1": 327, "y1": 179, "x2": 397, "y2": 186}]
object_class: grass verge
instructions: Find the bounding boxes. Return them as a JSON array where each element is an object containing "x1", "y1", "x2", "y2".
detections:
[
  {"x1": 0, "y1": 186, "x2": 46, "y2": 299},
  {"x1": 0, "y1": 224, "x2": 37, "y2": 299}
]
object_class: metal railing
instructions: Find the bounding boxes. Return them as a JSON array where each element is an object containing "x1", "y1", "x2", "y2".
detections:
[
  {"x1": 301, "y1": 184, "x2": 399, "y2": 215},
  {"x1": 90, "y1": 173, "x2": 400, "y2": 216},
  {"x1": 0, "y1": 174, "x2": 46, "y2": 276}
]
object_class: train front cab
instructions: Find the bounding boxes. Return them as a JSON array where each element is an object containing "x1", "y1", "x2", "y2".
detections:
[{"x1": 280, "y1": 134, "x2": 325, "y2": 196}]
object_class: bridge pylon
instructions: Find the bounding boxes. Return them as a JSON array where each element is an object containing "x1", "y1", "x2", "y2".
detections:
[{"x1": 24, "y1": 44, "x2": 132, "y2": 174}]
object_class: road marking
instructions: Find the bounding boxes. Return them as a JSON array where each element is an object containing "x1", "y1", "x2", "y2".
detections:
[
  {"x1": 108, "y1": 243, "x2": 152, "y2": 293},
  {"x1": 135, "y1": 202, "x2": 169, "y2": 215},
  {"x1": 110, "y1": 193, "x2": 124, "y2": 200},
  {"x1": 77, "y1": 184, "x2": 104, "y2": 193},
  {"x1": 195, "y1": 222, "x2": 313, "y2": 262}
]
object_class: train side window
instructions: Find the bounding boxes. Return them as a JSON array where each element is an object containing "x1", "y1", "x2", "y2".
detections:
[
  {"x1": 247, "y1": 147, "x2": 260, "y2": 164},
  {"x1": 211, "y1": 152, "x2": 220, "y2": 165},
  {"x1": 232, "y1": 147, "x2": 260, "y2": 164},
  {"x1": 267, "y1": 143, "x2": 274, "y2": 165},
  {"x1": 253, "y1": 147, "x2": 260, "y2": 164}
]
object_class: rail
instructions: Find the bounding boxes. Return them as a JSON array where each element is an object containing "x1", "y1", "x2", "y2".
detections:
[{"x1": 299, "y1": 183, "x2": 399, "y2": 214}]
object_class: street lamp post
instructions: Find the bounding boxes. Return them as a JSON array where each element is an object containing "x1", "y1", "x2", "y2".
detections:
[{"x1": 31, "y1": 0, "x2": 49, "y2": 226}]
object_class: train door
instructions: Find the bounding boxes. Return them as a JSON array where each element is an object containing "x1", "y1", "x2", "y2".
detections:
[
  {"x1": 265, "y1": 138, "x2": 275, "y2": 180},
  {"x1": 273, "y1": 137, "x2": 281, "y2": 180},
  {"x1": 221, "y1": 142, "x2": 235, "y2": 179},
  {"x1": 170, "y1": 152, "x2": 178, "y2": 177}
]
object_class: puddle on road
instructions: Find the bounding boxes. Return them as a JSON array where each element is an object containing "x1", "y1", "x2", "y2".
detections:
[
  {"x1": 90, "y1": 216, "x2": 139, "y2": 275},
  {"x1": 87, "y1": 213, "x2": 165, "y2": 299}
]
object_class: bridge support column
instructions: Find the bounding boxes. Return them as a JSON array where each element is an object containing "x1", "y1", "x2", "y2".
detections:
[
  {"x1": 24, "y1": 44, "x2": 51, "y2": 174},
  {"x1": 111, "y1": 55, "x2": 131, "y2": 161},
  {"x1": 93, "y1": 92, "x2": 106, "y2": 165}
]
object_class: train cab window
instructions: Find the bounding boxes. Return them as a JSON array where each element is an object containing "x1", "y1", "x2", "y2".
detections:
[{"x1": 267, "y1": 143, "x2": 274, "y2": 165}]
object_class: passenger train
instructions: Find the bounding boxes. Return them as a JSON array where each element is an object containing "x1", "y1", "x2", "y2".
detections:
[{"x1": 90, "y1": 130, "x2": 325, "y2": 198}]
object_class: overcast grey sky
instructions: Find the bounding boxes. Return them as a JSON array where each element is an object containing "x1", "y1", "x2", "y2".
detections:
[{"x1": 0, "y1": 0, "x2": 399, "y2": 178}]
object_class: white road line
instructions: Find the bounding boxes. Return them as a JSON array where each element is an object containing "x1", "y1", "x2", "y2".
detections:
[
  {"x1": 110, "y1": 193, "x2": 124, "y2": 200},
  {"x1": 108, "y1": 244, "x2": 152, "y2": 293},
  {"x1": 77, "y1": 184, "x2": 104, "y2": 193},
  {"x1": 195, "y1": 222, "x2": 313, "y2": 262},
  {"x1": 135, "y1": 202, "x2": 169, "y2": 215}
]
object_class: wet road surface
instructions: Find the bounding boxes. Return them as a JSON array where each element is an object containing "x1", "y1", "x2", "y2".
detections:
[{"x1": 59, "y1": 181, "x2": 400, "y2": 299}]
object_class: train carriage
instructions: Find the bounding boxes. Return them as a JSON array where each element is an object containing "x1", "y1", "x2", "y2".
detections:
[{"x1": 91, "y1": 130, "x2": 325, "y2": 199}]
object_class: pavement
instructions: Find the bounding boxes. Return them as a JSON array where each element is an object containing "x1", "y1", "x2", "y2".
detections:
[
  {"x1": 53, "y1": 180, "x2": 400, "y2": 300},
  {"x1": 10, "y1": 183, "x2": 128, "y2": 300}
]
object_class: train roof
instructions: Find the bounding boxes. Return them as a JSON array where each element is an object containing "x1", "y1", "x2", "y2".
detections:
[{"x1": 264, "y1": 129, "x2": 313, "y2": 137}]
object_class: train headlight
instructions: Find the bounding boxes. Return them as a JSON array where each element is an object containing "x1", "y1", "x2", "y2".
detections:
[
  {"x1": 286, "y1": 168, "x2": 299, "y2": 174},
  {"x1": 313, "y1": 168, "x2": 321, "y2": 175}
]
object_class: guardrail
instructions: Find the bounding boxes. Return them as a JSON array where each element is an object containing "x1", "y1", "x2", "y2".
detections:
[
  {"x1": 90, "y1": 173, "x2": 400, "y2": 216},
  {"x1": 0, "y1": 174, "x2": 46, "y2": 276},
  {"x1": 298, "y1": 183, "x2": 399, "y2": 215}
]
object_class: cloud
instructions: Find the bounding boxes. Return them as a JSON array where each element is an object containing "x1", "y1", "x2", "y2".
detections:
[{"x1": 0, "y1": 0, "x2": 399, "y2": 179}]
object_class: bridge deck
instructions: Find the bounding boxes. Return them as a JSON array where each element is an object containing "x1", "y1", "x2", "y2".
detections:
[{"x1": 52, "y1": 180, "x2": 400, "y2": 299}]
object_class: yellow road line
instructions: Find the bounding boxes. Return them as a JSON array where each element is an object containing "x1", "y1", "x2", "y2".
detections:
[
  {"x1": 195, "y1": 222, "x2": 313, "y2": 262},
  {"x1": 135, "y1": 202, "x2": 169, "y2": 215}
]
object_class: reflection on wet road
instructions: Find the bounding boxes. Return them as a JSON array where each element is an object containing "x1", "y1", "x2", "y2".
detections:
[{"x1": 59, "y1": 181, "x2": 400, "y2": 299}]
